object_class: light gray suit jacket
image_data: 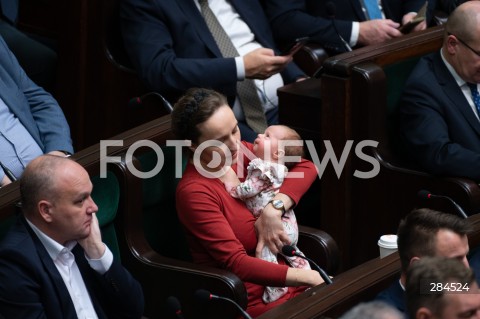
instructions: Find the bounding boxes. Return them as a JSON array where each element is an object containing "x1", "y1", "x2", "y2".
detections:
[{"x1": 0, "y1": 35, "x2": 72, "y2": 154}]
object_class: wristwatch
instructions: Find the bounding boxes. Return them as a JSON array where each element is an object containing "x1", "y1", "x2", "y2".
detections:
[{"x1": 268, "y1": 199, "x2": 286, "y2": 216}]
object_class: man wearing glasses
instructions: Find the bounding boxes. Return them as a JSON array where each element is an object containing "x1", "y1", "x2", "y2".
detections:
[{"x1": 398, "y1": 1, "x2": 480, "y2": 182}]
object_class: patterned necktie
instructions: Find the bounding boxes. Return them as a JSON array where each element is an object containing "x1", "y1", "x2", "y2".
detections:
[
  {"x1": 363, "y1": 0, "x2": 383, "y2": 20},
  {"x1": 198, "y1": 0, "x2": 268, "y2": 133},
  {"x1": 468, "y1": 82, "x2": 480, "y2": 117}
]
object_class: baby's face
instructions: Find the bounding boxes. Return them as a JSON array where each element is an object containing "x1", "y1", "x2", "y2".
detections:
[{"x1": 252, "y1": 125, "x2": 290, "y2": 161}]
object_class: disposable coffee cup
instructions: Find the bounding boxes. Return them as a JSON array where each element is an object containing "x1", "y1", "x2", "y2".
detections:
[{"x1": 378, "y1": 234, "x2": 398, "y2": 258}]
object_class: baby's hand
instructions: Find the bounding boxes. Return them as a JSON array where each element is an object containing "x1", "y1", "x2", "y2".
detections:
[{"x1": 220, "y1": 166, "x2": 241, "y2": 194}]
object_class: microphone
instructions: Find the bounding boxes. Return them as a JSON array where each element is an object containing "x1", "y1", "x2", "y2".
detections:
[
  {"x1": 194, "y1": 289, "x2": 253, "y2": 319},
  {"x1": 166, "y1": 296, "x2": 184, "y2": 319},
  {"x1": 128, "y1": 92, "x2": 174, "y2": 113},
  {"x1": 282, "y1": 245, "x2": 333, "y2": 285},
  {"x1": 326, "y1": 2, "x2": 352, "y2": 52},
  {"x1": 417, "y1": 189, "x2": 468, "y2": 219},
  {"x1": 0, "y1": 161, "x2": 17, "y2": 182},
  {"x1": 312, "y1": 65, "x2": 324, "y2": 79}
]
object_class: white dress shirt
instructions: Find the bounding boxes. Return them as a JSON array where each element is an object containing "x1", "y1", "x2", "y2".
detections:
[
  {"x1": 440, "y1": 48, "x2": 480, "y2": 122},
  {"x1": 26, "y1": 219, "x2": 114, "y2": 319},
  {"x1": 194, "y1": 0, "x2": 283, "y2": 120}
]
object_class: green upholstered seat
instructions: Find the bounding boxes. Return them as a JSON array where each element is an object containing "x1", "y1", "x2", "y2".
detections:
[
  {"x1": 91, "y1": 170, "x2": 121, "y2": 260},
  {"x1": 137, "y1": 146, "x2": 190, "y2": 261},
  {"x1": 384, "y1": 56, "x2": 422, "y2": 149},
  {"x1": 0, "y1": 208, "x2": 17, "y2": 241}
]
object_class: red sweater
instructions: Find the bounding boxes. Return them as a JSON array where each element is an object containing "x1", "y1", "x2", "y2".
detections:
[{"x1": 176, "y1": 141, "x2": 317, "y2": 317}]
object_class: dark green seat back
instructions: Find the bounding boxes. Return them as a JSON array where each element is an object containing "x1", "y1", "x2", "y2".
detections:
[
  {"x1": 138, "y1": 146, "x2": 190, "y2": 261},
  {"x1": 0, "y1": 208, "x2": 17, "y2": 241},
  {"x1": 384, "y1": 57, "x2": 422, "y2": 150},
  {"x1": 91, "y1": 170, "x2": 121, "y2": 260}
]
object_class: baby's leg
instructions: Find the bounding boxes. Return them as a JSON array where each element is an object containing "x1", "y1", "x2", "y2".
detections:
[
  {"x1": 260, "y1": 246, "x2": 289, "y2": 303},
  {"x1": 283, "y1": 245, "x2": 312, "y2": 270},
  {"x1": 282, "y1": 210, "x2": 299, "y2": 246},
  {"x1": 282, "y1": 211, "x2": 311, "y2": 270}
]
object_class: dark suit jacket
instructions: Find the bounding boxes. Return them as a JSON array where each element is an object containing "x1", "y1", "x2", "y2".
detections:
[
  {"x1": 437, "y1": 0, "x2": 468, "y2": 15},
  {"x1": 0, "y1": 0, "x2": 18, "y2": 24},
  {"x1": 0, "y1": 216, "x2": 144, "y2": 318},
  {"x1": 375, "y1": 279, "x2": 406, "y2": 315},
  {"x1": 262, "y1": 0, "x2": 431, "y2": 53},
  {"x1": 0, "y1": 35, "x2": 72, "y2": 154},
  {"x1": 399, "y1": 51, "x2": 480, "y2": 182},
  {"x1": 120, "y1": 0, "x2": 304, "y2": 105}
]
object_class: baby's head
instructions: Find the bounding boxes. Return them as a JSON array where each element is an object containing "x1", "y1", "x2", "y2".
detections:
[{"x1": 252, "y1": 125, "x2": 304, "y2": 168}]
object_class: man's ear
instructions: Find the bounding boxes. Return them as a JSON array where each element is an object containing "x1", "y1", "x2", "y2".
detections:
[
  {"x1": 446, "y1": 35, "x2": 458, "y2": 55},
  {"x1": 416, "y1": 306, "x2": 434, "y2": 319},
  {"x1": 38, "y1": 200, "x2": 54, "y2": 223},
  {"x1": 409, "y1": 256, "x2": 421, "y2": 268}
]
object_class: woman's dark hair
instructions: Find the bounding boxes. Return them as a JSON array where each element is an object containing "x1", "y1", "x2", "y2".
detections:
[{"x1": 171, "y1": 88, "x2": 228, "y2": 144}]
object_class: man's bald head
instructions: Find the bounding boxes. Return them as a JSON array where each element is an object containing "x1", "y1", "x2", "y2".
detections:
[
  {"x1": 446, "y1": 1, "x2": 480, "y2": 43},
  {"x1": 20, "y1": 155, "x2": 78, "y2": 214}
]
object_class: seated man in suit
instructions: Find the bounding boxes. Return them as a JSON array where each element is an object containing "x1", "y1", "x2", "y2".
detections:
[
  {"x1": 399, "y1": 1, "x2": 480, "y2": 182},
  {"x1": 0, "y1": 155, "x2": 145, "y2": 318},
  {"x1": 0, "y1": 0, "x2": 57, "y2": 92},
  {"x1": 0, "y1": 35, "x2": 72, "y2": 187},
  {"x1": 261, "y1": 0, "x2": 432, "y2": 54},
  {"x1": 120, "y1": 0, "x2": 306, "y2": 142},
  {"x1": 406, "y1": 256, "x2": 480, "y2": 319},
  {"x1": 376, "y1": 208, "x2": 471, "y2": 314}
]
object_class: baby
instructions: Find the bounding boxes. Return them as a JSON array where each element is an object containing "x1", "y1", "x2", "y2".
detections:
[{"x1": 223, "y1": 125, "x2": 311, "y2": 303}]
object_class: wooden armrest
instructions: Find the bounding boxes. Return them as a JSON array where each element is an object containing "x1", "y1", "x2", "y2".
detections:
[
  {"x1": 298, "y1": 225, "x2": 340, "y2": 275},
  {"x1": 373, "y1": 149, "x2": 480, "y2": 216},
  {"x1": 293, "y1": 43, "x2": 329, "y2": 77}
]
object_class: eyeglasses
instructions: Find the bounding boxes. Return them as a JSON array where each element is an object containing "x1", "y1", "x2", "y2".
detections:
[{"x1": 448, "y1": 32, "x2": 480, "y2": 58}]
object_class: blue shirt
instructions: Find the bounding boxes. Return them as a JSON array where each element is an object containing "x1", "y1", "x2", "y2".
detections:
[{"x1": 0, "y1": 96, "x2": 43, "y2": 181}]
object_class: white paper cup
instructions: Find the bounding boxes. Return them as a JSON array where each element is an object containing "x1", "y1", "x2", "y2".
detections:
[{"x1": 378, "y1": 234, "x2": 398, "y2": 258}]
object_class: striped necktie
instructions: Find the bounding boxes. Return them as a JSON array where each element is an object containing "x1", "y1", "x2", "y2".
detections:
[{"x1": 198, "y1": 0, "x2": 268, "y2": 133}]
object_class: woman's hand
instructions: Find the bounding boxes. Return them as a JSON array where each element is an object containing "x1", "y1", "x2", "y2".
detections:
[
  {"x1": 255, "y1": 201, "x2": 290, "y2": 256},
  {"x1": 285, "y1": 268, "x2": 324, "y2": 287}
]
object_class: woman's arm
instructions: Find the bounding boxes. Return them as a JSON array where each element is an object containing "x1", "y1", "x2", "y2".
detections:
[
  {"x1": 286, "y1": 267, "x2": 324, "y2": 287},
  {"x1": 255, "y1": 158, "x2": 317, "y2": 256}
]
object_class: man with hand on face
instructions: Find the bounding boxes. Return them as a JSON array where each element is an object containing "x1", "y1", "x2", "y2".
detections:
[{"x1": 0, "y1": 155, "x2": 144, "y2": 319}]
